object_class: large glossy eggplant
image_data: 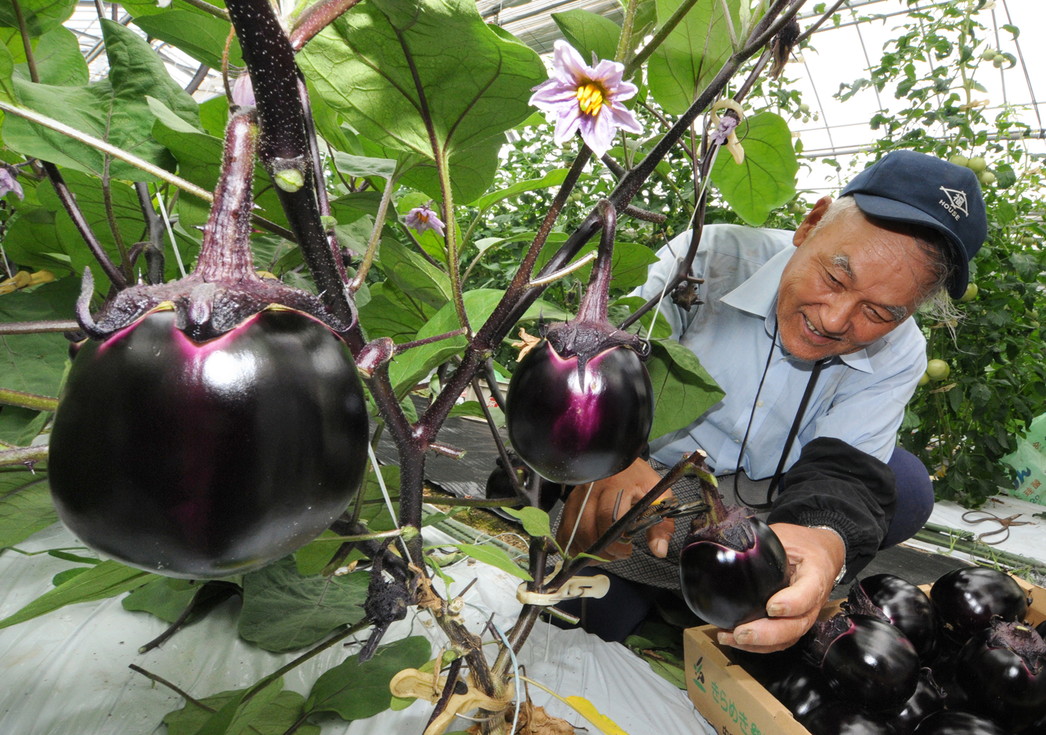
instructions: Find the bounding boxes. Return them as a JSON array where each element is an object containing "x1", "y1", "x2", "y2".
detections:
[
  {"x1": 48, "y1": 109, "x2": 368, "y2": 578},
  {"x1": 50, "y1": 308, "x2": 368, "y2": 578},
  {"x1": 954, "y1": 619, "x2": 1046, "y2": 731},
  {"x1": 850, "y1": 573, "x2": 939, "y2": 662},
  {"x1": 930, "y1": 567, "x2": 1029, "y2": 644},
  {"x1": 507, "y1": 341, "x2": 652, "y2": 484},
  {"x1": 680, "y1": 506, "x2": 789, "y2": 630},
  {"x1": 506, "y1": 201, "x2": 652, "y2": 485},
  {"x1": 805, "y1": 613, "x2": 920, "y2": 713}
]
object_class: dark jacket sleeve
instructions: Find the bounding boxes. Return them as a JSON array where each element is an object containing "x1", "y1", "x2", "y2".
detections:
[{"x1": 766, "y1": 436, "x2": 896, "y2": 580}]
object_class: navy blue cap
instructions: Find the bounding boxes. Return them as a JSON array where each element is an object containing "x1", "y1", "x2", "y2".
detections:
[{"x1": 841, "y1": 150, "x2": 988, "y2": 298}]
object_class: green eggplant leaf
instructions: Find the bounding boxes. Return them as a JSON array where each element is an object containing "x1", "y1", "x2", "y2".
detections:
[
  {"x1": 0, "y1": 0, "x2": 77, "y2": 37},
  {"x1": 3, "y1": 19, "x2": 198, "y2": 181},
  {"x1": 0, "y1": 560, "x2": 155, "y2": 629},
  {"x1": 298, "y1": 0, "x2": 545, "y2": 200},
  {"x1": 0, "y1": 471, "x2": 55, "y2": 550},
  {"x1": 646, "y1": 339, "x2": 724, "y2": 440},
  {"x1": 304, "y1": 636, "x2": 431, "y2": 720},
  {"x1": 711, "y1": 112, "x2": 798, "y2": 225},
  {"x1": 647, "y1": 0, "x2": 740, "y2": 115},
  {"x1": 237, "y1": 559, "x2": 370, "y2": 653},
  {"x1": 163, "y1": 680, "x2": 319, "y2": 735},
  {"x1": 552, "y1": 9, "x2": 621, "y2": 63}
]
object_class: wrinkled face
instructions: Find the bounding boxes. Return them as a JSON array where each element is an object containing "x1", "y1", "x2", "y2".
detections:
[{"x1": 776, "y1": 200, "x2": 936, "y2": 362}]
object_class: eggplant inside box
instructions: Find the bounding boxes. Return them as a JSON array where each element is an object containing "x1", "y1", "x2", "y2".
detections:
[{"x1": 682, "y1": 574, "x2": 1046, "y2": 735}]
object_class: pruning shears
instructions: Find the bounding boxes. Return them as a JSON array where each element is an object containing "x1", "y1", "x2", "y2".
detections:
[{"x1": 612, "y1": 491, "x2": 708, "y2": 539}]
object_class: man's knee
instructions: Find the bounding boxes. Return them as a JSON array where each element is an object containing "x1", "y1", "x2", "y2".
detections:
[{"x1": 881, "y1": 447, "x2": 934, "y2": 547}]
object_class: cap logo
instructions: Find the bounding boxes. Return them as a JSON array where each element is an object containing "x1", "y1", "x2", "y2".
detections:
[{"x1": 939, "y1": 186, "x2": 969, "y2": 221}]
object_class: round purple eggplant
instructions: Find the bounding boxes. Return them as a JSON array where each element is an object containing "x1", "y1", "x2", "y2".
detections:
[
  {"x1": 806, "y1": 613, "x2": 920, "y2": 713},
  {"x1": 955, "y1": 619, "x2": 1046, "y2": 731},
  {"x1": 930, "y1": 567, "x2": 1029, "y2": 644},
  {"x1": 911, "y1": 711, "x2": 1006, "y2": 735},
  {"x1": 506, "y1": 340, "x2": 652, "y2": 485},
  {"x1": 679, "y1": 511, "x2": 789, "y2": 629},
  {"x1": 889, "y1": 668, "x2": 946, "y2": 735},
  {"x1": 49, "y1": 307, "x2": 369, "y2": 578},
  {"x1": 852, "y1": 573, "x2": 938, "y2": 662},
  {"x1": 767, "y1": 661, "x2": 833, "y2": 722},
  {"x1": 799, "y1": 701, "x2": 895, "y2": 735}
]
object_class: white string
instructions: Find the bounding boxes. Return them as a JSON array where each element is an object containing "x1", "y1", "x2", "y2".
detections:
[
  {"x1": 562, "y1": 481, "x2": 594, "y2": 556},
  {"x1": 487, "y1": 618, "x2": 523, "y2": 735},
  {"x1": 366, "y1": 441, "x2": 413, "y2": 565},
  {"x1": 153, "y1": 186, "x2": 188, "y2": 278},
  {"x1": 641, "y1": 128, "x2": 720, "y2": 343}
]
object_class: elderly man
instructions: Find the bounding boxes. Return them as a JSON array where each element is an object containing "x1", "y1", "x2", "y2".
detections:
[{"x1": 555, "y1": 150, "x2": 988, "y2": 651}]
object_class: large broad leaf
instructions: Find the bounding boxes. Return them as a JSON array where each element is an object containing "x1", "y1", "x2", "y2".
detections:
[
  {"x1": 0, "y1": 276, "x2": 77, "y2": 397},
  {"x1": 0, "y1": 471, "x2": 55, "y2": 550},
  {"x1": 121, "y1": 577, "x2": 200, "y2": 623},
  {"x1": 646, "y1": 339, "x2": 724, "y2": 440},
  {"x1": 2, "y1": 25, "x2": 89, "y2": 86},
  {"x1": 304, "y1": 636, "x2": 431, "y2": 720},
  {"x1": 0, "y1": 560, "x2": 154, "y2": 629},
  {"x1": 163, "y1": 681, "x2": 319, "y2": 735},
  {"x1": 378, "y1": 237, "x2": 452, "y2": 311},
  {"x1": 552, "y1": 9, "x2": 621, "y2": 63},
  {"x1": 237, "y1": 559, "x2": 370, "y2": 652},
  {"x1": 647, "y1": 0, "x2": 741, "y2": 115},
  {"x1": 0, "y1": 0, "x2": 76, "y2": 37},
  {"x1": 298, "y1": 0, "x2": 545, "y2": 200},
  {"x1": 356, "y1": 281, "x2": 437, "y2": 343},
  {"x1": 2, "y1": 19, "x2": 198, "y2": 181},
  {"x1": 128, "y1": 7, "x2": 242, "y2": 72},
  {"x1": 711, "y1": 111, "x2": 798, "y2": 225}
]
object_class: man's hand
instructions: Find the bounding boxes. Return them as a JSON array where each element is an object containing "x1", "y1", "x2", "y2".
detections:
[
  {"x1": 555, "y1": 458, "x2": 673, "y2": 561},
  {"x1": 715, "y1": 523, "x2": 845, "y2": 653}
]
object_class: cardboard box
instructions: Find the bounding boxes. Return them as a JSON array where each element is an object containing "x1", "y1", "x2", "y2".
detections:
[{"x1": 683, "y1": 574, "x2": 1046, "y2": 735}]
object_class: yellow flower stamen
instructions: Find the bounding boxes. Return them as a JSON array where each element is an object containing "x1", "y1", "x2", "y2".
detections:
[{"x1": 576, "y1": 82, "x2": 606, "y2": 116}]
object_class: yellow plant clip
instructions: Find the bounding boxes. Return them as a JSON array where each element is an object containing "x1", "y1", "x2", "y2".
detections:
[
  {"x1": 0, "y1": 270, "x2": 55, "y2": 296},
  {"x1": 390, "y1": 667, "x2": 507, "y2": 735},
  {"x1": 709, "y1": 99, "x2": 746, "y2": 165},
  {"x1": 515, "y1": 573, "x2": 611, "y2": 606}
]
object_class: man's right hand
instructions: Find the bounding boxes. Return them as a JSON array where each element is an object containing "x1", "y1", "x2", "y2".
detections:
[{"x1": 555, "y1": 458, "x2": 674, "y2": 561}]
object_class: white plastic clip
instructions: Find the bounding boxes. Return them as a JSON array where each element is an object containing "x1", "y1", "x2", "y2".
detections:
[{"x1": 515, "y1": 574, "x2": 611, "y2": 606}]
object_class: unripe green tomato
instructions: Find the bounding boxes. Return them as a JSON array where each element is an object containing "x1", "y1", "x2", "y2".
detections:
[
  {"x1": 992, "y1": 57, "x2": 1005, "y2": 68},
  {"x1": 948, "y1": 154, "x2": 969, "y2": 168},
  {"x1": 918, "y1": 372, "x2": 930, "y2": 387},
  {"x1": 978, "y1": 170, "x2": 996, "y2": 186},
  {"x1": 960, "y1": 282, "x2": 979, "y2": 302},
  {"x1": 967, "y1": 156, "x2": 988, "y2": 173},
  {"x1": 926, "y1": 359, "x2": 951, "y2": 381}
]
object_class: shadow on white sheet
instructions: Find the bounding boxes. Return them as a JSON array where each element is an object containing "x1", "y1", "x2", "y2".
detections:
[{"x1": 0, "y1": 523, "x2": 714, "y2": 735}]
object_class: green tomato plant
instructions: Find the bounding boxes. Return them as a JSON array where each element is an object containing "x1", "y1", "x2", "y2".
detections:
[{"x1": 838, "y1": 0, "x2": 1046, "y2": 507}]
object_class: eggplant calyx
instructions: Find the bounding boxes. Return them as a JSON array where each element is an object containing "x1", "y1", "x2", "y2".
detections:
[
  {"x1": 542, "y1": 318, "x2": 648, "y2": 377},
  {"x1": 803, "y1": 612, "x2": 853, "y2": 664},
  {"x1": 984, "y1": 618, "x2": 1046, "y2": 672},
  {"x1": 78, "y1": 268, "x2": 348, "y2": 343},
  {"x1": 843, "y1": 580, "x2": 892, "y2": 624}
]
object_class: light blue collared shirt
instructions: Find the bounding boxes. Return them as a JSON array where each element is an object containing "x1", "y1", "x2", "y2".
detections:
[{"x1": 639, "y1": 225, "x2": 927, "y2": 479}]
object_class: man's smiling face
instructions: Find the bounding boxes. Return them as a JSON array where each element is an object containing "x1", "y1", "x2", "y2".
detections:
[{"x1": 776, "y1": 197, "x2": 937, "y2": 362}]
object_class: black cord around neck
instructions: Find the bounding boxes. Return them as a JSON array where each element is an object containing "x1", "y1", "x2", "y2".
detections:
[{"x1": 733, "y1": 324, "x2": 829, "y2": 510}]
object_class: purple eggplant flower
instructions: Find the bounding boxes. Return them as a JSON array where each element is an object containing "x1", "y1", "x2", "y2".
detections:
[
  {"x1": 528, "y1": 40, "x2": 643, "y2": 158},
  {"x1": 405, "y1": 204, "x2": 445, "y2": 237},
  {"x1": 0, "y1": 166, "x2": 24, "y2": 200},
  {"x1": 231, "y1": 73, "x2": 255, "y2": 108}
]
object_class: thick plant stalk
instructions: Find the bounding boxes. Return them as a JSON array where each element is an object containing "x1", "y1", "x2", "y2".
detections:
[{"x1": 222, "y1": 0, "x2": 356, "y2": 336}]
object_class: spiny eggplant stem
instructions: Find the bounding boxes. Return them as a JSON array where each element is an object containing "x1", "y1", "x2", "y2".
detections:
[{"x1": 574, "y1": 200, "x2": 616, "y2": 325}]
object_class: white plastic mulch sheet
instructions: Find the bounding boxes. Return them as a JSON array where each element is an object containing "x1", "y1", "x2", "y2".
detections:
[
  {"x1": 908, "y1": 493, "x2": 1046, "y2": 568},
  {"x1": 0, "y1": 523, "x2": 713, "y2": 735}
]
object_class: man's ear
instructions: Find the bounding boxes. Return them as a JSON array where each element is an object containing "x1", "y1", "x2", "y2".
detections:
[{"x1": 793, "y1": 196, "x2": 834, "y2": 247}]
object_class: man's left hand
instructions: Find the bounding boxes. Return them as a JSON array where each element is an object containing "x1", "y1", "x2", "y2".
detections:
[{"x1": 715, "y1": 523, "x2": 845, "y2": 653}]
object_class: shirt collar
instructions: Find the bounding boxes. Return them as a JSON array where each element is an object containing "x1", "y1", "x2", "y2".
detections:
[{"x1": 719, "y1": 247, "x2": 876, "y2": 374}]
